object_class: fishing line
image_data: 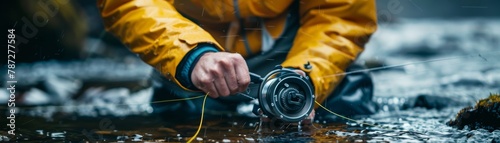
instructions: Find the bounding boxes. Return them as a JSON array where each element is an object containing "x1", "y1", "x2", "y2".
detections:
[
  {"x1": 187, "y1": 93, "x2": 208, "y2": 143},
  {"x1": 315, "y1": 100, "x2": 433, "y2": 139},
  {"x1": 1, "y1": 95, "x2": 206, "y2": 110},
  {"x1": 315, "y1": 100, "x2": 391, "y2": 130},
  {"x1": 149, "y1": 95, "x2": 205, "y2": 104},
  {"x1": 321, "y1": 52, "x2": 498, "y2": 79}
]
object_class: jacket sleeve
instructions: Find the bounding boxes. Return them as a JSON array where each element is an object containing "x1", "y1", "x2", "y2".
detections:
[
  {"x1": 281, "y1": 0, "x2": 377, "y2": 105},
  {"x1": 98, "y1": 0, "x2": 224, "y2": 90}
]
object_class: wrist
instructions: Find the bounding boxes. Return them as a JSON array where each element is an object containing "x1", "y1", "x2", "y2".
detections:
[{"x1": 176, "y1": 44, "x2": 219, "y2": 90}]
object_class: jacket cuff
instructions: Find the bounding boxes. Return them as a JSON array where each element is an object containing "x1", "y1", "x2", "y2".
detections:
[{"x1": 176, "y1": 44, "x2": 219, "y2": 90}]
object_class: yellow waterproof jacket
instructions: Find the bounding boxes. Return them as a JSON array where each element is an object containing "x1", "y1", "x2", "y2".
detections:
[{"x1": 98, "y1": 0, "x2": 377, "y2": 104}]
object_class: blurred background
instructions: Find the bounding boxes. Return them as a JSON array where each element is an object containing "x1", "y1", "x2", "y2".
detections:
[{"x1": 1, "y1": 0, "x2": 499, "y2": 142}]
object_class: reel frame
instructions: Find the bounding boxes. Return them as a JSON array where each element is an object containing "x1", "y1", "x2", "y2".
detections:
[{"x1": 257, "y1": 66, "x2": 315, "y2": 122}]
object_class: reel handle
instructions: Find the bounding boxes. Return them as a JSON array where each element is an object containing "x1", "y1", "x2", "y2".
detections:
[{"x1": 249, "y1": 72, "x2": 263, "y2": 84}]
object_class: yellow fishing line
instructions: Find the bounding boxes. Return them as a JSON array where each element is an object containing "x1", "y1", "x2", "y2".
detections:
[
  {"x1": 187, "y1": 93, "x2": 208, "y2": 143},
  {"x1": 4, "y1": 92, "x2": 209, "y2": 142},
  {"x1": 315, "y1": 100, "x2": 390, "y2": 130},
  {"x1": 149, "y1": 95, "x2": 205, "y2": 104},
  {"x1": 0, "y1": 95, "x2": 206, "y2": 110}
]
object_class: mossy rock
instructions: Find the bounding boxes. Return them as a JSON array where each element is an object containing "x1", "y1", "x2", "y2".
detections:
[{"x1": 447, "y1": 94, "x2": 500, "y2": 131}]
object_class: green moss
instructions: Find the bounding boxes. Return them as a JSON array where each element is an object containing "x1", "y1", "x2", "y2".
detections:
[
  {"x1": 477, "y1": 93, "x2": 500, "y2": 107},
  {"x1": 447, "y1": 93, "x2": 500, "y2": 131}
]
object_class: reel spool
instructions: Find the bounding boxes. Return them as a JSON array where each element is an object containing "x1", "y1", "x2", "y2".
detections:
[{"x1": 257, "y1": 66, "x2": 315, "y2": 122}]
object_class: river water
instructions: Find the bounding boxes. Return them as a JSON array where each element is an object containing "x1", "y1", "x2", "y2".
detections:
[{"x1": 1, "y1": 19, "x2": 500, "y2": 142}]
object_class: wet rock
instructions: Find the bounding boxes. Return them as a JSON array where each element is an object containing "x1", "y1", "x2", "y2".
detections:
[
  {"x1": 447, "y1": 94, "x2": 500, "y2": 131},
  {"x1": 402, "y1": 94, "x2": 463, "y2": 110},
  {"x1": 0, "y1": 136, "x2": 9, "y2": 141},
  {"x1": 493, "y1": 137, "x2": 500, "y2": 143},
  {"x1": 116, "y1": 135, "x2": 129, "y2": 141},
  {"x1": 397, "y1": 44, "x2": 444, "y2": 58},
  {"x1": 50, "y1": 131, "x2": 66, "y2": 140},
  {"x1": 440, "y1": 72, "x2": 489, "y2": 87},
  {"x1": 131, "y1": 134, "x2": 143, "y2": 141},
  {"x1": 0, "y1": 59, "x2": 152, "y2": 87},
  {"x1": 362, "y1": 58, "x2": 386, "y2": 69}
]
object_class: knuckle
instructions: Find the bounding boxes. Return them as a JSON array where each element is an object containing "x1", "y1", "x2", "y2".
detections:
[
  {"x1": 214, "y1": 57, "x2": 224, "y2": 63},
  {"x1": 199, "y1": 77, "x2": 211, "y2": 84},
  {"x1": 228, "y1": 54, "x2": 237, "y2": 59},
  {"x1": 210, "y1": 69, "x2": 223, "y2": 77},
  {"x1": 219, "y1": 86, "x2": 230, "y2": 96},
  {"x1": 234, "y1": 54, "x2": 245, "y2": 62},
  {"x1": 221, "y1": 90, "x2": 230, "y2": 96},
  {"x1": 229, "y1": 84, "x2": 238, "y2": 91},
  {"x1": 207, "y1": 67, "x2": 216, "y2": 73},
  {"x1": 208, "y1": 67, "x2": 219, "y2": 74},
  {"x1": 241, "y1": 76, "x2": 251, "y2": 85},
  {"x1": 232, "y1": 53, "x2": 243, "y2": 59},
  {"x1": 218, "y1": 59, "x2": 231, "y2": 67},
  {"x1": 241, "y1": 82, "x2": 250, "y2": 88}
]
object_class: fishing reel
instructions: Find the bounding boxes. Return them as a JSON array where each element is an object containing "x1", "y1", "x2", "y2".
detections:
[{"x1": 249, "y1": 65, "x2": 315, "y2": 122}]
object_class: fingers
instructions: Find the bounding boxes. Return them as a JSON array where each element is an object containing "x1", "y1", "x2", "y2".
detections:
[
  {"x1": 205, "y1": 82, "x2": 219, "y2": 98},
  {"x1": 196, "y1": 75, "x2": 219, "y2": 98},
  {"x1": 233, "y1": 54, "x2": 250, "y2": 92},
  {"x1": 223, "y1": 61, "x2": 239, "y2": 94},
  {"x1": 191, "y1": 52, "x2": 249, "y2": 98},
  {"x1": 216, "y1": 53, "x2": 249, "y2": 96},
  {"x1": 294, "y1": 70, "x2": 306, "y2": 77},
  {"x1": 211, "y1": 65, "x2": 230, "y2": 97}
]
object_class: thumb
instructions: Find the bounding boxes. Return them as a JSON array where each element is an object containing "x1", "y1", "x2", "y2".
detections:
[{"x1": 293, "y1": 69, "x2": 306, "y2": 77}]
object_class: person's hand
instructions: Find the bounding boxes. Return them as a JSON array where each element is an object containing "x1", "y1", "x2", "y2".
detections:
[{"x1": 191, "y1": 52, "x2": 250, "y2": 98}]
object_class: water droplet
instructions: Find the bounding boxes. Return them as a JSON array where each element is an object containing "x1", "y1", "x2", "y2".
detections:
[{"x1": 36, "y1": 130, "x2": 44, "y2": 135}]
